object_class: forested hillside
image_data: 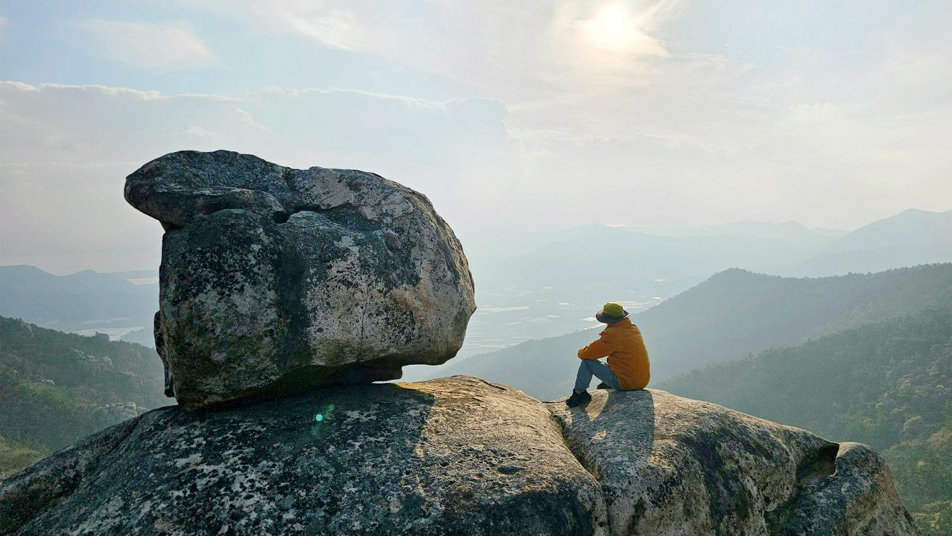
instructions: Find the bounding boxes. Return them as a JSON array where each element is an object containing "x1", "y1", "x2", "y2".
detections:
[
  {"x1": 434, "y1": 264, "x2": 952, "y2": 400},
  {"x1": 662, "y1": 308, "x2": 952, "y2": 536},
  {"x1": 0, "y1": 316, "x2": 167, "y2": 478}
]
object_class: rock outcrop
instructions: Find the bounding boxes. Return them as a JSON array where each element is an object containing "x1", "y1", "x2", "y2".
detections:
[
  {"x1": 0, "y1": 379, "x2": 918, "y2": 536},
  {"x1": 548, "y1": 389, "x2": 918, "y2": 536},
  {"x1": 1, "y1": 377, "x2": 605, "y2": 536},
  {"x1": 124, "y1": 151, "x2": 475, "y2": 408}
]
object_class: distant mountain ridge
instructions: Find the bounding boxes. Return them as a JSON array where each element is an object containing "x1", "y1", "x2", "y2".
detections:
[
  {"x1": 787, "y1": 209, "x2": 952, "y2": 276},
  {"x1": 3, "y1": 208, "x2": 949, "y2": 359},
  {"x1": 432, "y1": 263, "x2": 952, "y2": 401},
  {"x1": 640, "y1": 219, "x2": 845, "y2": 240},
  {"x1": 447, "y1": 208, "x2": 952, "y2": 360},
  {"x1": 835, "y1": 208, "x2": 952, "y2": 250},
  {"x1": 0, "y1": 265, "x2": 158, "y2": 347}
]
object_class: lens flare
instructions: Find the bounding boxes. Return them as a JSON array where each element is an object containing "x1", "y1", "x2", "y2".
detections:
[{"x1": 312, "y1": 404, "x2": 335, "y2": 424}]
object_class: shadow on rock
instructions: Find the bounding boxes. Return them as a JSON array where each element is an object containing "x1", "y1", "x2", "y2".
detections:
[{"x1": 580, "y1": 389, "x2": 656, "y2": 467}]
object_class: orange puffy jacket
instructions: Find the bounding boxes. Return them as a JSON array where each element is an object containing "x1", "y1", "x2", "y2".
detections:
[{"x1": 577, "y1": 318, "x2": 650, "y2": 390}]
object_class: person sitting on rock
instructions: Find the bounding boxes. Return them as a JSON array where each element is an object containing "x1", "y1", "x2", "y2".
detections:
[{"x1": 565, "y1": 301, "x2": 651, "y2": 407}]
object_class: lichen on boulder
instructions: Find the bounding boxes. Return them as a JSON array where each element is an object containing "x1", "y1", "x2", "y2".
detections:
[
  {"x1": 1, "y1": 377, "x2": 605, "y2": 536},
  {"x1": 1, "y1": 380, "x2": 919, "y2": 535},
  {"x1": 124, "y1": 150, "x2": 476, "y2": 408},
  {"x1": 548, "y1": 389, "x2": 919, "y2": 536}
]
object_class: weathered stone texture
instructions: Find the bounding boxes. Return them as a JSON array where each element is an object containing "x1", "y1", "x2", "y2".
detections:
[
  {"x1": 548, "y1": 389, "x2": 919, "y2": 536},
  {"x1": 125, "y1": 150, "x2": 475, "y2": 408},
  {"x1": 773, "y1": 442, "x2": 920, "y2": 536},
  {"x1": 2, "y1": 377, "x2": 605, "y2": 536},
  {"x1": 1, "y1": 381, "x2": 918, "y2": 536}
]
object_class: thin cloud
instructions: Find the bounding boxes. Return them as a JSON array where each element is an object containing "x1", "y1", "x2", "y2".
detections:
[
  {"x1": 262, "y1": 2, "x2": 359, "y2": 50},
  {"x1": 181, "y1": 0, "x2": 363, "y2": 49},
  {"x1": 231, "y1": 108, "x2": 271, "y2": 132},
  {"x1": 184, "y1": 1, "x2": 690, "y2": 100},
  {"x1": 208, "y1": 0, "x2": 723, "y2": 162},
  {"x1": 76, "y1": 19, "x2": 217, "y2": 71},
  {"x1": 0, "y1": 81, "x2": 520, "y2": 272},
  {"x1": 176, "y1": 1, "x2": 710, "y2": 151},
  {"x1": 3, "y1": 1, "x2": 950, "y2": 272}
]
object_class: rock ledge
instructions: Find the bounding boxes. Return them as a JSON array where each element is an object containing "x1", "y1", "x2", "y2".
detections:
[{"x1": 0, "y1": 380, "x2": 918, "y2": 535}]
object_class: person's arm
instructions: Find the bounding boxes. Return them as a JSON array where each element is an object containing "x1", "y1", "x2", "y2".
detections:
[{"x1": 578, "y1": 333, "x2": 612, "y2": 360}]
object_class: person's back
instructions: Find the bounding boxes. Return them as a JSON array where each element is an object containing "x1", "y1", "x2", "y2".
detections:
[
  {"x1": 567, "y1": 301, "x2": 650, "y2": 407},
  {"x1": 589, "y1": 317, "x2": 650, "y2": 390}
]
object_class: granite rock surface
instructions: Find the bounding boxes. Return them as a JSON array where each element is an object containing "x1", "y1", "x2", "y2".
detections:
[
  {"x1": 548, "y1": 389, "x2": 919, "y2": 536},
  {"x1": 1, "y1": 377, "x2": 604, "y2": 536},
  {"x1": 1, "y1": 380, "x2": 918, "y2": 535}
]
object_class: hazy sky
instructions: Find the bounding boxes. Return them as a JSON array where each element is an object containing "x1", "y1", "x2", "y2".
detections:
[{"x1": 1, "y1": 1, "x2": 950, "y2": 273}]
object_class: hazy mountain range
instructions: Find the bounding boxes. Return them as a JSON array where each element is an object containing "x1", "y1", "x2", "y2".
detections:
[
  {"x1": 447, "y1": 207, "x2": 952, "y2": 359},
  {"x1": 785, "y1": 208, "x2": 952, "y2": 276},
  {"x1": 429, "y1": 263, "x2": 952, "y2": 400},
  {"x1": 1, "y1": 208, "x2": 949, "y2": 360},
  {"x1": 0, "y1": 265, "x2": 158, "y2": 347}
]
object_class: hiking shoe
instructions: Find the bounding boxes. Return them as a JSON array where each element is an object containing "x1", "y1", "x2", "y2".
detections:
[
  {"x1": 565, "y1": 390, "x2": 592, "y2": 408},
  {"x1": 596, "y1": 382, "x2": 611, "y2": 390}
]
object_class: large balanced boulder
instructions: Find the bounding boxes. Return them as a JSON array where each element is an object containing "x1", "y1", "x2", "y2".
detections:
[
  {"x1": 124, "y1": 151, "x2": 475, "y2": 408},
  {"x1": 1, "y1": 379, "x2": 917, "y2": 535}
]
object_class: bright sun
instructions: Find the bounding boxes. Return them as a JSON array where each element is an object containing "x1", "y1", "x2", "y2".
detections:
[
  {"x1": 600, "y1": 5, "x2": 628, "y2": 35},
  {"x1": 580, "y1": 2, "x2": 668, "y2": 57},
  {"x1": 584, "y1": 4, "x2": 638, "y2": 52}
]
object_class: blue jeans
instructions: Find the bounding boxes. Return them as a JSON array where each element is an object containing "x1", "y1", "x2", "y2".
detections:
[{"x1": 574, "y1": 359, "x2": 621, "y2": 393}]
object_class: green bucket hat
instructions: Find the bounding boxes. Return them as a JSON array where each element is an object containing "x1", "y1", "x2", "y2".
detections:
[{"x1": 595, "y1": 301, "x2": 630, "y2": 324}]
